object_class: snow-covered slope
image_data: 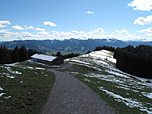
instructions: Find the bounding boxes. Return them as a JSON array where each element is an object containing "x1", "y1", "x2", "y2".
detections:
[{"x1": 65, "y1": 50, "x2": 152, "y2": 114}]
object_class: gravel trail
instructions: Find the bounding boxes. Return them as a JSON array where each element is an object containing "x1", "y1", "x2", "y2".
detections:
[{"x1": 41, "y1": 64, "x2": 117, "y2": 114}]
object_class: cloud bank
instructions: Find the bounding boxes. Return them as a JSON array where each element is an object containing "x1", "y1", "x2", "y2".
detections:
[
  {"x1": 0, "y1": 20, "x2": 11, "y2": 28},
  {"x1": 134, "y1": 15, "x2": 152, "y2": 25},
  {"x1": 128, "y1": 0, "x2": 152, "y2": 11}
]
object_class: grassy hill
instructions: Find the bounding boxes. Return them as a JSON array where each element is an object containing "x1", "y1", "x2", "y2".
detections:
[
  {"x1": 62, "y1": 50, "x2": 152, "y2": 114},
  {"x1": 1, "y1": 50, "x2": 152, "y2": 114},
  {"x1": 0, "y1": 61, "x2": 55, "y2": 114}
]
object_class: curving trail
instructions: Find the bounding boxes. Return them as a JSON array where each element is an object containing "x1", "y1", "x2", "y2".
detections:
[{"x1": 41, "y1": 64, "x2": 117, "y2": 114}]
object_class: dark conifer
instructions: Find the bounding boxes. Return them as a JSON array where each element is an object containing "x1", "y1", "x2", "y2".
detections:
[
  {"x1": 56, "y1": 52, "x2": 61, "y2": 57},
  {"x1": 12, "y1": 46, "x2": 20, "y2": 62},
  {"x1": 19, "y1": 45, "x2": 28, "y2": 61},
  {"x1": 114, "y1": 45, "x2": 152, "y2": 79}
]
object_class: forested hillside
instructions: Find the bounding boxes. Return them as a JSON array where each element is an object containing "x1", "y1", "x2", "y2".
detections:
[
  {"x1": 0, "y1": 45, "x2": 38, "y2": 64},
  {"x1": 114, "y1": 45, "x2": 152, "y2": 79}
]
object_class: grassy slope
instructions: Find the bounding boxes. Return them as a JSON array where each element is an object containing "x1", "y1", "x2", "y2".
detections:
[
  {"x1": 0, "y1": 62, "x2": 55, "y2": 114},
  {"x1": 61, "y1": 50, "x2": 152, "y2": 114}
]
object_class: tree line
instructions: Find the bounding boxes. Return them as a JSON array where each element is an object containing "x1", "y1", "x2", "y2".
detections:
[
  {"x1": 0, "y1": 44, "x2": 81, "y2": 64},
  {"x1": 94, "y1": 45, "x2": 115, "y2": 52},
  {"x1": 114, "y1": 45, "x2": 152, "y2": 79},
  {"x1": 0, "y1": 45, "x2": 39, "y2": 64},
  {"x1": 54, "y1": 52, "x2": 80, "y2": 59}
]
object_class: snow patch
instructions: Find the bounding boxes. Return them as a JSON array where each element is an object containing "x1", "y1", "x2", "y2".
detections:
[
  {"x1": 9, "y1": 76, "x2": 15, "y2": 79},
  {"x1": 0, "y1": 87, "x2": 4, "y2": 91},
  {"x1": 83, "y1": 78, "x2": 91, "y2": 82},
  {"x1": 1, "y1": 73, "x2": 15, "y2": 79},
  {"x1": 99, "y1": 87, "x2": 152, "y2": 113},
  {"x1": 142, "y1": 92, "x2": 152, "y2": 99},
  {"x1": 70, "y1": 59, "x2": 91, "y2": 65},
  {"x1": 35, "y1": 67, "x2": 45, "y2": 70},
  {"x1": 4, "y1": 96, "x2": 11, "y2": 99},
  {"x1": 24, "y1": 66, "x2": 34, "y2": 69},
  {"x1": 0, "y1": 93, "x2": 6, "y2": 97},
  {"x1": 70, "y1": 72, "x2": 79, "y2": 75},
  {"x1": 0, "y1": 66, "x2": 4, "y2": 68},
  {"x1": 88, "y1": 50, "x2": 116, "y2": 64},
  {"x1": 115, "y1": 85, "x2": 131, "y2": 91},
  {"x1": 106, "y1": 70, "x2": 130, "y2": 79},
  {"x1": 4, "y1": 66, "x2": 22, "y2": 74},
  {"x1": 20, "y1": 81, "x2": 23, "y2": 83},
  {"x1": 5, "y1": 62, "x2": 19, "y2": 66}
]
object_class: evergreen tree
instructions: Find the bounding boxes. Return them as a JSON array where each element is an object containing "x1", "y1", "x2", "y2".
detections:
[
  {"x1": 1, "y1": 45, "x2": 12, "y2": 64},
  {"x1": 12, "y1": 46, "x2": 20, "y2": 62},
  {"x1": 114, "y1": 45, "x2": 152, "y2": 79},
  {"x1": 19, "y1": 45, "x2": 28, "y2": 61},
  {"x1": 56, "y1": 51, "x2": 61, "y2": 57},
  {"x1": 28, "y1": 49, "x2": 37, "y2": 58},
  {"x1": 0, "y1": 45, "x2": 39, "y2": 64},
  {"x1": 0, "y1": 45, "x2": 3, "y2": 64},
  {"x1": 86, "y1": 50, "x2": 91, "y2": 54}
]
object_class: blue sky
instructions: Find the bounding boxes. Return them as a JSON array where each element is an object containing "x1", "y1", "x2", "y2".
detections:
[{"x1": 0, "y1": 0, "x2": 152, "y2": 41}]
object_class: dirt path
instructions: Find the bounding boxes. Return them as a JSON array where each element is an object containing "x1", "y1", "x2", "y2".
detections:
[{"x1": 41, "y1": 64, "x2": 117, "y2": 114}]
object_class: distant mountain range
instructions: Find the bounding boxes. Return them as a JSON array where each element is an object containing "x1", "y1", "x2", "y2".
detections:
[{"x1": 2, "y1": 38, "x2": 152, "y2": 54}]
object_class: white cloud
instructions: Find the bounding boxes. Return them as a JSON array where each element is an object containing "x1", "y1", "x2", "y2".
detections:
[
  {"x1": 138, "y1": 27, "x2": 152, "y2": 37},
  {"x1": 24, "y1": 26, "x2": 46, "y2": 31},
  {"x1": 20, "y1": 32, "x2": 33, "y2": 37},
  {"x1": 114, "y1": 29, "x2": 129, "y2": 34},
  {"x1": 12, "y1": 25, "x2": 24, "y2": 30},
  {"x1": 43, "y1": 21, "x2": 57, "y2": 26},
  {"x1": 146, "y1": 33, "x2": 152, "y2": 36},
  {"x1": 85, "y1": 10, "x2": 95, "y2": 14},
  {"x1": 0, "y1": 20, "x2": 11, "y2": 28},
  {"x1": 12, "y1": 25, "x2": 47, "y2": 32},
  {"x1": 72, "y1": 30, "x2": 80, "y2": 34},
  {"x1": 35, "y1": 28, "x2": 46, "y2": 31},
  {"x1": 138, "y1": 27, "x2": 152, "y2": 33},
  {"x1": 0, "y1": 29, "x2": 9, "y2": 34},
  {"x1": 38, "y1": 31, "x2": 49, "y2": 35},
  {"x1": 0, "y1": 21, "x2": 10, "y2": 25},
  {"x1": 134, "y1": 15, "x2": 152, "y2": 25},
  {"x1": 0, "y1": 27, "x2": 151, "y2": 41},
  {"x1": 25, "y1": 26, "x2": 34, "y2": 30},
  {"x1": 94, "y1": 28, "x2": 106, "y2": 33},
  {"x1": 128, "y1": 0, "x2": 152, "y2": 11},
  {"x1": 0, "y1": 24, "x2": 7, "y2": 28},
  {"x1": 116, "y1": 34, "x2": 144, "y2": 41}
]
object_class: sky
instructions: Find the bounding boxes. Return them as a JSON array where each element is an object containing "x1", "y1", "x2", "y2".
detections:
[{"x1": 0, "y1": 0, "x2": 152, "y2": 41}]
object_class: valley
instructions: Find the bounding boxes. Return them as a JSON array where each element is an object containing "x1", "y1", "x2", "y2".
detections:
[{"x1": 3, "y1": 39, "x2": 152, "y2": 54}]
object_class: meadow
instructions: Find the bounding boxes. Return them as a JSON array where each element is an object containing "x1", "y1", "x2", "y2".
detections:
[{"x1": 0, "y1": 61, "x2": 55, "y2": 114}]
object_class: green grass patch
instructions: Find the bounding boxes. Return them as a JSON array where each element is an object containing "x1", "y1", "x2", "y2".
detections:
[{"x1": 0, "y1": 62, "x2": 55, "y2": 114}]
